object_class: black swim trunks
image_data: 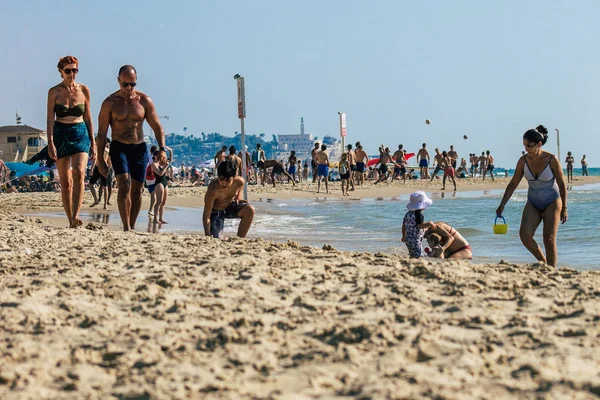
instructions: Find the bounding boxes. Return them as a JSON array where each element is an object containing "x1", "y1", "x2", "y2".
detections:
[
  {"x1": 378, "y1": 164, "x2": 388, "y2": 174},
  {"x1": 110, "y1": 140, "x2": 149, "y2": 183},
  {"x1": 210, "y1": 201, "x2": 250, "y2": 238},
  {"x1": 257, "y1": 161, "x2": 264, "y2": 169},
  {"x1": 89, "y1": 166, "x2": 107, "y2": 186}
]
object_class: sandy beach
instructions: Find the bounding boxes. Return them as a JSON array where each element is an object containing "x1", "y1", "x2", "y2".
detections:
[{"x1": 1, "y1": 178, "x2": 600, "y2": 399}]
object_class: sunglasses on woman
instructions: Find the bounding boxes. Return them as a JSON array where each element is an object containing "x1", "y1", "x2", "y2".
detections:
[
  {"x1": 63, "y1": 68, "x2": 79, "y2": 74},
  {"x1": 525, "y1": 142, "x2": 538, "y2": 148},
  {"x1": 121, "y1": 82, "x2": 137, "y2": 88}
]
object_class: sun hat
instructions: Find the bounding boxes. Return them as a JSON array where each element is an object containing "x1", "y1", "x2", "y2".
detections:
[{"x1": 406, "y1": 191, "x2": 433, "y2": 211}]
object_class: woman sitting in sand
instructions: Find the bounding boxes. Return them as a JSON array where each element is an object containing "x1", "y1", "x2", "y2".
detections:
[
  {"x1": 423, "y1": 222, "x2": 473, "y2": 259},
  {"x1": 47, "y1": 55, "x2": 95, "y2": 228},
  {"x1": 496, "y1": 125, "x2": 567, "y2": 267}
]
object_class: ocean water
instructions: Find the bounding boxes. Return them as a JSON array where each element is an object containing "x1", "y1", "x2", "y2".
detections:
[{"x1": 32, "y1": 182, "x2": 600, "y2": 270}]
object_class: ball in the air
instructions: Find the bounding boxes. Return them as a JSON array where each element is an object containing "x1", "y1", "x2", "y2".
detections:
[
  {"x1": 425, "y1": 119, "x2": 431, "y2": 125},
  {"x1": 463, "y1": 135, "x2": 468, "y2": 140}
]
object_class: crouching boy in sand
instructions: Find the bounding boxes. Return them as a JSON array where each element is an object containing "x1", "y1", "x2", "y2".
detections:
[{"x1": 203, "y1": 160, "x2": 255, "y2": 238}]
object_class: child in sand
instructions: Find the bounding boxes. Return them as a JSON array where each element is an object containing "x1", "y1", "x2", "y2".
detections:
[
  {"x1": 339, "y1": 153, "x2": 351, "y2": 196},
  {"x1": 401, "y1": 191, "x2": 433, "y2": 258}
]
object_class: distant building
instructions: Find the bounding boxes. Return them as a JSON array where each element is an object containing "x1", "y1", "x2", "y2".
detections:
[
  {"x1": 0, "y1": 125, "x2": 47, "y2": 162},
  {"x1": 275, "y1": 133, "x2": 343, "y2": 162},
  {"x1": 275, "y1": 133, "x2": 315, "y2": 161}
]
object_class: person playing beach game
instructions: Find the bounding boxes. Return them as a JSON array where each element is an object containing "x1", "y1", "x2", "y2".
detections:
[
  {"x1": 429, "y1": 148, "x2": 443, "y2": 181},
  {"x1": 441, "y1": 151, "x2": 457, "y2": 191},
  {"x1": 203, "y1": 159, "x2": 255, "y2": 239},
  {"x1": 375, "y1": 147, "x2": 398, "y2": 184},
  {"x1": 354, "y1": 144, "x2": 368, "y2": 186},
  {"x1": 423, "y1": 222, "x2": 472, "y2": 259},
  {"x1": 496, "y1": 125, "x2": 568, "y2": 267},
  {"x1": 261, "y1": 159, "x2": 295, "y2": 188},
  {"x1": 417, "y1": 143, "x2": 430, "y2": 180},
  {"x1": 97, "y1": 65, "x2": 166, "y2": 231},
  {"x1": 392, "y1": 144, "x2": 407, "y2": 181},
  {"x1": 316, "y1": 144, "x2": 330, "y2": 194},
  {"x1": 448, "y1": 145, "x2": 458, "y2": 170},
  {"x1": 47, "y1": 55, "x2": 96, "y2": 228},
  {"x1": 478, "y1": 152, "x2": 487, "y2": 177},
  {"x1": 482, "y1": 150, "x2": 495, "y2": 181}
]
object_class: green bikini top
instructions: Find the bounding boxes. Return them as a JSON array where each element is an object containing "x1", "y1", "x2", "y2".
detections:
[{"x1": 55, "y1": 103, "x2": 85, "y2": 118}]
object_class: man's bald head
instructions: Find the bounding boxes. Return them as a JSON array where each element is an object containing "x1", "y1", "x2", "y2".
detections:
[{"x1": 118, "y1": 65, "x2": 137, "y2": 77}]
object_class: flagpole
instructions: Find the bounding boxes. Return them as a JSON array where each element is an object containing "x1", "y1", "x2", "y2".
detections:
[{"x1": 234, "y1": 74, "x2": 248, "y2": 201}]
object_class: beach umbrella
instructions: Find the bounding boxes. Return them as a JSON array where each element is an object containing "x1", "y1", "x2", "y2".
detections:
[{"x1": 200, "y1": 159, "x2": 216, "y2": 169}]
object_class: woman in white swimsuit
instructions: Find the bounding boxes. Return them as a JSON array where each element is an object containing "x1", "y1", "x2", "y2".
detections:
[{"x1": 496, "y1": 125, "x2": 567, "y2": 267}]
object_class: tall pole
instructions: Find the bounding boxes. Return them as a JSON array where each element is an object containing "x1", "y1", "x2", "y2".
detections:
[
  {"x1": 235, "y1": 74, "x2": 248, "y2": 200},
  {"x1": 338, "y1": 112, "x2": 346, "y2": 158},
  {"x1": 555, "y1": 128, "x2": 561, "y2": 164}
]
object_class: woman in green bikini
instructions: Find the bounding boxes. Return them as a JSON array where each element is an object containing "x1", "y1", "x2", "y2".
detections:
[{"x1": 47, "y1": 55, "x2": 95, "y2": 228}]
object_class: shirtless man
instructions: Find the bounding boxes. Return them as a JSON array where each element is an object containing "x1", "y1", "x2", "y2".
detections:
[
  {"x1": 392, "y1": 144, "x2": 406, "y2": 181},
  {"x1": 478, "y1": 152, "x2": 487, "y2": 177},
  {"x1": 417, "y1": 143, "x2": 430, "y2": 180},
  {"x1": 441, "y1": 151, "x2": 457, "y2": 191},
  {"x1": 262, "y1": 159, "x2": 295, "y2": 188},
  {"x1": 482, "y1": 150, "x2": 495, "y2": 181},
  {"x1": 253, "y1": 143, "x2": 266, "y2": 184},
  {"x1": 311, "y1": 142, "x2": 320, "y2": 183},
  {"x1": 287, "y1": 151, "x2": 298, "y2": 184},
  {"x1": 316, "y1": 144, "x2": 330, "y2": 194},
  {"x1": 226, "y1": 145, "x2": 242, "y2": 175},
  {"x1": 238, "y1": 147, "x2": 252, "y2": 182},
  {"x1": 354, "y1": 144, "x2": 369, "y2": 186},
  {"x1": 429, "y1": 148, "x2": 444, "y2": 181},
  {"x1": 469, "y1": 153, "x2": 478, "y2": 177},
  {"x1": 448, "y1": 145, "x2": 458, "y2": 169},
  {"x1": 214, "y1": 146, "x2": 227, "y2": 169},
  {"x1": 203, "y1": 159, "x2": 254, "y2": 238},
  {"x1": 346, "y1": 144, "x2": 356, "y2": 191},
  {"x1": 97, "y1": 65, "x2": 166, "y2": 231},
  {"x1": 375, "y1": 147, "x2": 398, "y2": 184}
]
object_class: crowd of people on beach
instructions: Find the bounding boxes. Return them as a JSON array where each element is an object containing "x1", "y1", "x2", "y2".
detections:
[{"x1": 0, "y1": 55, "x2": 581, "y2": 267}]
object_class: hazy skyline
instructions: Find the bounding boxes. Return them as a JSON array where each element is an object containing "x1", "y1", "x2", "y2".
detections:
[{"x1": 1, "y1": 0, "x2": 599, "y2": 167}]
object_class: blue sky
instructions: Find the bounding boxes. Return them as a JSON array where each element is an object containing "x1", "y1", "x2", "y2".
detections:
[{"x1": 1, "y1": 0, "x2": 598, "y2": 167}]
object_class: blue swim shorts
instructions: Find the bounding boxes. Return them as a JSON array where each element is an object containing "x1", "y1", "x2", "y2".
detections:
[
  {"x1": 109, "y1": 140, "x2": 149, "y2": 183},
  {"x1": 317, "y1": 164, "x2": 329, "y2": 177}
]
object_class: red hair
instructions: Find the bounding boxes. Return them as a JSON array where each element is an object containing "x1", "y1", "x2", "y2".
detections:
[{"x1": 57, "y1": 55, "x2": 78, "y2": 71}]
